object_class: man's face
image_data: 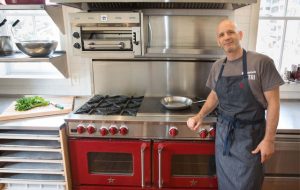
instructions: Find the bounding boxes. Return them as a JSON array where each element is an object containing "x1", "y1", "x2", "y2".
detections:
[{"x1": 216, "y1": 21, "x2": 243, "y2": 53}]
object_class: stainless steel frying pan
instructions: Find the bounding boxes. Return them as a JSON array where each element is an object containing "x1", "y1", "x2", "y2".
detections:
[{"x1": 160, "y1": 96, "x2": 206, "y2": 110}]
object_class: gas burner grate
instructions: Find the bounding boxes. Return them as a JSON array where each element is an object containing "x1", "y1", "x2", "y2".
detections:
[
  {"x1": 121, "y1": 108, "x2": 139, "y2": 116},
  {"x1": 74, "y1": 103, "x2": 93, "y2": 114},
  {"x1": 87, "y1": 95, "x2": 105, "y2": 104},
  {"x1": 106, "y1": 95, "x2": 129, "y2": 104},
  {"x1": 93, "y1": 106, "x2": 122, "y2": 115},
  {"x1": 75, "y1": 95, "x2": 144, "y2": 116}
]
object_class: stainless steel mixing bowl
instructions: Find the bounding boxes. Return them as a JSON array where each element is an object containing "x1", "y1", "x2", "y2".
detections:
[{"x1": 16, "y1": 40, "x2": 58, "y2": 57}]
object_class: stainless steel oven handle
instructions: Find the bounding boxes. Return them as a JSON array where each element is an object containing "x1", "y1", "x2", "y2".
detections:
[
  {"x1": 158, "y1": 144, "x2": 164, "y2": 189},
  {"x1": 141, "y1": 143, "x2": 147, "y2": 188},
  {"x1": 87, "y1": 42, "x2": 124, "y2": 49}
]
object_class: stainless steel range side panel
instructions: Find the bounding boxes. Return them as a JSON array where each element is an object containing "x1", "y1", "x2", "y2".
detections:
[{"x1": 92, "y1": 60, "x2": 213, "y2": 98}]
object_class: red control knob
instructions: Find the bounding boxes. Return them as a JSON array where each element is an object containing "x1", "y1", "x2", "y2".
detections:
[
  {"x1": 169, "y1": 127, "x2": 178, "y2": 137},
  {"x1": 208, "y1": 127, "x2": 216, "y2": 138},
  {"x1": 100, "y1": 127, "x2": 108, "y2": 136},
  {"x1": 77, "y1": 124, "x2": 86, "y2": 134},
  {"x1": 199, "y1": 129, "x2": 208, "y2": 138},
  {"x1": 87, "y1": 125, "x2": 96, "y2": 134},
  {"x1": 119, "y1": 125, "x2": 128, "y2": 135},
  {"x1": 109, "y1": 125, "x2": 118, "y2": 135}
]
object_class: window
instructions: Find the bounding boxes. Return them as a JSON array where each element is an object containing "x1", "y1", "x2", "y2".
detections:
[
  {"x1": 0, "y1": 6, "x2": 63, "y2": 78},
  {"x1": 256, "y1": 0, "x2": 300, "y2": 74}
]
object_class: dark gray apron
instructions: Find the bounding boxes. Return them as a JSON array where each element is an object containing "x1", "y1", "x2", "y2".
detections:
[{"x1": 215, "y1": 49, "x2": 266, "y2": 190}]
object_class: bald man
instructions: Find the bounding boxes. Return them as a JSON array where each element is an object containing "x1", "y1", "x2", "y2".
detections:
[{"x1": 187, "y1": 20, "x2": 284, "y2": 190}]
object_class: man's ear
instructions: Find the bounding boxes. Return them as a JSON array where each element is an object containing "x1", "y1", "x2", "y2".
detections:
[
  {"x1": 217, "y1": 40, "x2": 221, "y2": 47},
  {"x1": 238, "y1": 31, "x2": 243, "y2": 40}
]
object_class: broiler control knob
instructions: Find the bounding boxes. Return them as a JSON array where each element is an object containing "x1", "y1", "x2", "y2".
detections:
[
  {"x1": 77, "y1": 124, "x2": 86, "y2": 134},
  {"x1": 169, "y1": 127, "x2": 178, "y2": 137},
  {"x1": 199, "y1": 128, "x2": 208, "y2": 138},
  {"x1": 119, "y1": 125, "x2": 128, "y2": 135},
  {"x1": 100, "y1": 127, "x2": 108, "y2": 136},
  {"x1": 72, "y1": 32, "x2": 80, "y2": 39},
  {"x1": 87, "y1": 125, "x2": 96, "y2": 134},
  {"x1": 208, "y1": 127, "x2": 216, "y2": 138},
  {"x1": 109, "y1": 125, "x2": 118, "y2": 135},
  {"x1": 73, "y1": 42, "x2": 81, "y2": 49}
]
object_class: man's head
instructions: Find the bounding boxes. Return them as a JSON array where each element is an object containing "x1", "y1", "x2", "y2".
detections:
[{"x1": 216, "y1": 19, "x2": 243, "y2": 54}]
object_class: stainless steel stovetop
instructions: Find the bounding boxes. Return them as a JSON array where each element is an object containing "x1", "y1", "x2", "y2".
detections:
[{"x1": 65, "y1": 95, "x2": 217, "y2": 140}]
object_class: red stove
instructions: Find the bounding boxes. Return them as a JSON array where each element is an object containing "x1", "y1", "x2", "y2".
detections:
[{"x1": 65, "y1": 95, "x2": 217, "y2": 190}]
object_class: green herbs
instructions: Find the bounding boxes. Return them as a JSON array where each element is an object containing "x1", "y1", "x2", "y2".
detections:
[{"x1": 15, "y1": 96, "x2": 50, "y2": 111}]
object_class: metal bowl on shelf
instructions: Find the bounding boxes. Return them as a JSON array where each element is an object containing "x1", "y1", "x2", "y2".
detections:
[{"x1": 15, "y1": 40, "x2": 58, "y2": 57}]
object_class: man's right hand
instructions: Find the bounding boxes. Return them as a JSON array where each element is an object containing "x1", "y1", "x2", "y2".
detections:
[{"x1": 187, "y1": 115, "x2": 203, "y2": 131}]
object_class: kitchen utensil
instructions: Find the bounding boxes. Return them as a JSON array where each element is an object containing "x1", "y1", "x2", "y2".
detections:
[
  {"x1": 15, "y1": 40, "x2": 58, "y2": 57},
  {"x1": 0, "y1": 19, "x2": 14, "y2": 56},
  {"x1": 0, "y1": 19, "x2": 7, "y2": 27},
  {"x1": 50, "y1": 102, "x2": 64, "y2": 110},
  {"x1": 0, "y1": 36, "x2": 13, "y2": 55},
  {"x1": 160, "y1": 96, "x2": 206, "y2": 110}
]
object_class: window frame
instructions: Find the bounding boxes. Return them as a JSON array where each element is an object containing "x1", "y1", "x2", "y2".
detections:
[
  {"x1": 0, "y1": 9, "x2": 63, "y2": 78},
  {"x1": 258, "y1": 0, "x2": 300, "y2": 72}
]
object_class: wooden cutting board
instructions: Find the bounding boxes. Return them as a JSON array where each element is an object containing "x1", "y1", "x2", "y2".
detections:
[{"x1": 0, "y1": 96, "x2": 74, "y2": 121}]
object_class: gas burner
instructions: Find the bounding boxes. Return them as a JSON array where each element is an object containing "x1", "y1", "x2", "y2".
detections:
[
  {"x1": 121, "y1": 108, "x2": 139, "y2": 116},
  {"x1": 93, "y1": 106, "x2": 122, "y2": 115},
  {"x1": 97, "y1": 101, "x2": 115, "y2": 108},
  {"x1": 126, "y1": 101, "x2": 141, "y2": 108},
  {"x1": 74, "y1": 103, "x2": 93, "y2": 114},
  {"x1": 75, "y1": 95, "x2": 144, "y2": 116},
  {"x1": 106, "y1": 95, "x2": 129, "y2": 104}
]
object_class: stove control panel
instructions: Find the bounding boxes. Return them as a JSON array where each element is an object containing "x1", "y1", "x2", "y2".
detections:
[{"x1": 68, "y1": 121, "x2": 215, "y2": 140}]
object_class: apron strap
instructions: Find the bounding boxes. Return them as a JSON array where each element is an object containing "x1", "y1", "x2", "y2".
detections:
[
  {"x1": 218, "y1": 59, "x2": 226, "y2": 80},
  {"x1": 218, "y1": 49, "x2": 248, "y2": 80},
  {"x1": 219, "y1": 113, "x2": 265, "y2": 156},
  {"x1": 242, "y1": 49, "x2": 248, "y2": 79}
]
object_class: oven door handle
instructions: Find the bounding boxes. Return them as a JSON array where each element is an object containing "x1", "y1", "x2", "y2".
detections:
[
  {"x1": 158, "y1": 144, "x2": 164, "y2": 188},
  {"x1": 141, "y1": 143, "x2": 147, "y2": 188},
  {"x1": 87, "y1": 42, "x2": 125, "y2": 49}
]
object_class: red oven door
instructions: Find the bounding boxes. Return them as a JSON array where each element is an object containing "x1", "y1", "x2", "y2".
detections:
[
  {"x1": 153, "y1": 141, "x2": 217, "y2": 189},
  {"x1": 69, "y1": 139, "x2": 151, "y2": 187}
]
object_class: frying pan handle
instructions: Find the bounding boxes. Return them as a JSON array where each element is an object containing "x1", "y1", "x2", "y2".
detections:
[{"x1": 192, "y1": 100, "x2": 206, "y2": 103}]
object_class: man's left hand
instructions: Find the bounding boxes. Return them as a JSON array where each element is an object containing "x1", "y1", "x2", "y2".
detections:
[{"x1": 251, "y1": 139, "x2": 275, "y2": 163}]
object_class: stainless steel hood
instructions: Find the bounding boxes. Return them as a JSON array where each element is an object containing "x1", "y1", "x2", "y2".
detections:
[{"x1": 51, "y1": 0, "x2": 257, "y2": 11}]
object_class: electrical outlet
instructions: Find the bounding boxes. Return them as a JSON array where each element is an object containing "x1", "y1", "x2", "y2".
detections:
[{"x1": 72, "y1": 73, "x2": 80, "y2": 85}]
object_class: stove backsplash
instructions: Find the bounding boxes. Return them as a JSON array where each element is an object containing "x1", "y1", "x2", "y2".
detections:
[{"x1": 92, "y1": 60, "x2": 213, "y2": 98}]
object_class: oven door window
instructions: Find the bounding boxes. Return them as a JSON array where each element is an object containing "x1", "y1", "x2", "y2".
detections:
[
  {"x1": 171, "y1": 154, "x2": 215, "y2": 176},
  {"x1": 88, "y1": 152, "x2": 133, "y2": 175}
]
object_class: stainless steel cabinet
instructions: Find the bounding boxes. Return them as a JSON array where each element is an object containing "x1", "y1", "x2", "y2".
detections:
[
  {"x1": 263, "y1": 134, "x2": 300, "y2": 190},
  {"x1": 0, "y1": 128, "x2": 71, "y2": 189}
]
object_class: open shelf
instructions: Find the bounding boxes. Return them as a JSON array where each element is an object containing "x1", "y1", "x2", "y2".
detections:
[{"x1": 0, "y1": 51, "x2": 69, "y2": 78}]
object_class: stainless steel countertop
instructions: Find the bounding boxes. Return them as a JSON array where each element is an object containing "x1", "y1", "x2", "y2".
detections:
[
  {"x1": 277, "y1": 100, "x2": 300, "y2": 134},
  {"x1": 0, "y1": 95, "x2": 299, "y2": 133}
]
